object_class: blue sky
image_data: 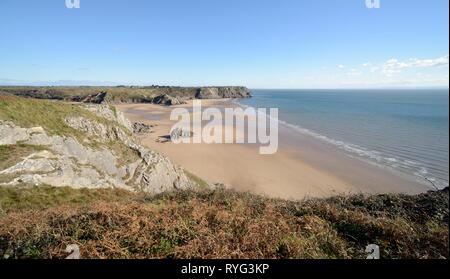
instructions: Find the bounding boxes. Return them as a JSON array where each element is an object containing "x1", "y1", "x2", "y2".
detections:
[{"x1": 0, "y1": 0, "x2": 448, "y2": 88}]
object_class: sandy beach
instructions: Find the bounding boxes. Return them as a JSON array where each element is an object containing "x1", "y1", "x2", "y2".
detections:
[{"x1": 116, "y1": 100, "x2": 430, "y2": 200}]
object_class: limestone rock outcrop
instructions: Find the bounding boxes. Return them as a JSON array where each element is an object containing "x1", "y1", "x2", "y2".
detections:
[
  {"x1": 81, "y1": 91, "x2": 108, "y2": 104},
  {"x1": 152, "y1": 94, "x2": 186, "y2": 106},
  {"x1": 195, "y1": 87, "x2": 252, "y2": 99},
  {"x1": 0, "y1": 105, "x2": 195, "y2": 193},
  {"x1": 133, "y1": 122, "x2": 154, "y2": 134}
]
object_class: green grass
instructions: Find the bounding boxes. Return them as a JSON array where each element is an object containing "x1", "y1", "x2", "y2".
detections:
[
  {"x1": 1, "y1": 96, "x2": 81, "y2": 136},
  {"x1": 108, "y1": 142, "x2": 141, "y2": 167},
  {"x1": 0, "y1": 185, "x2": 135, "y2": 214},
  {"x1": 0, "y1": 144, "x2": 47, "y2": 171},
  {"x1": 0, "y1": 144, "x2": 48, "y2": 185},
  {"x1": 0, "y1": 95, "x2": 109, "y2": 139},
  {"x1": 184, "y1": 170, "x2": 210, "y2": 189},
  {"x1": 0, "y1": 95, "x2": 132, "y2": 137},
  {"x1": 0, "y1": 96, "x2": 137, "y2": 169},
  {"x1": 109, "y1": 105, "x2": 118, "y2": 118}
]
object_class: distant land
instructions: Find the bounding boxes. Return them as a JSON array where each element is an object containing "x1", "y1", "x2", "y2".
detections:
[{"x1": 0, "y1": 86, "x2": 252, "y2": 106}]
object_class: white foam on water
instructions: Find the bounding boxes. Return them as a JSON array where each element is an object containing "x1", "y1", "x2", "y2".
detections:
[{"x1": 232, "y1": 99, "x2": 449, "y2": 189}]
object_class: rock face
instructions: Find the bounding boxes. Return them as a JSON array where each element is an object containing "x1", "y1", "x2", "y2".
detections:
[
  {"x1": 170, "y1": 127, "x2": 194, "y2": 141},
  {"x1": 81, "y1": 92, "x2": 108, "y2": 104},
  {"x1": 152, "y1": 94, "x2": 186, "y2": 106},
  {"x1": 133, "y1": 122, "x2": 153, "y2": 134},
  {"x1": 0, "y1": 105, "x2": 195, "y2": 193},
  {"x1": 196, "y1": 87, "x2": 252, "y2": 99}
]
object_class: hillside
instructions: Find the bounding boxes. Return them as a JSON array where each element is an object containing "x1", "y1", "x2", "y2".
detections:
[
  {"x1": 0, "y1": 186, "x2": 448, "y2": 259},
  {"x1": 0, "y1": 95, "x2": 202, "y2": 192},
  {"x1": 0, "y1": 86, "x2": 252, "y2": 105}
]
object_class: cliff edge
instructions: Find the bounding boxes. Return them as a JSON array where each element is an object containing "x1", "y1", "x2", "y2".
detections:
[{"x1": 0, "y1": 95, "x2": 202, "y2": 193}]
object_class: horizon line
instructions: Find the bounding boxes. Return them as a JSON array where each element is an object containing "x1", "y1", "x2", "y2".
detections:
[{"x1": 0, "y1": 84, "x2": 449, "y2": 91}]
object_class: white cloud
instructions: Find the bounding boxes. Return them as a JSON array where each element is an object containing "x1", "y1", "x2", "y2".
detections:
[
  {"x1": 382, "y1": 59, "x2": 410, "y2": 76},
  {"x1": 410, "y1": 54, "x2": 449, "y2": 67},
  {"x1": 370, "y1": 66, "x2": 380, "y2": 73},
  {"x1": 325, "y1": 54, "x2": 449, "y2": 88},
  {"x1": 347, "y1": 68, "x2": 361, "y2": 76},
  {"x1": 382, "y1": 54, "x2": 449, "y2": 76}
]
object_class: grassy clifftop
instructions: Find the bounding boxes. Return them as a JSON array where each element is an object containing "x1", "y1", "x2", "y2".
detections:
[
  {"x1": 0, "y1": 95, "x2": 123, "y2": 138},
  {"x1": 0, "y1": 86, "x2": 196, "y2": 102},
  {"x1": 0, "y1": 186, "x2": 447, "y2": 259},
  {"x1": 0, "y1": 95, "x2": 137, "y2": 168},
  {"x1": 0, "y1": 86, "x2": 251, "y2": 104},
  {"x1": 0, "y1": 95, "x2": 197, "y2": 192}
]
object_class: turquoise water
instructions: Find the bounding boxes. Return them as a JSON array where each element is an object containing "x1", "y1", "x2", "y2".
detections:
[{"x1": 236, "y1": 89, "x2": 449, "y2": 189}]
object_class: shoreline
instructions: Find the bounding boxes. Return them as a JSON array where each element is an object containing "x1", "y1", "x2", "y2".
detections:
[{"x1": 116, "y1": 99, "x2": 430, "y2": 200}]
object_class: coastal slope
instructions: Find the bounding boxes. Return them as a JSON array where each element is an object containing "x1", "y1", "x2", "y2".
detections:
[
  {"x1": 0, "y1": 186, "x2": 448, "y2": 259},
  {"x1": 0, "y1": 95, "x2": 201, "y2": 193}
]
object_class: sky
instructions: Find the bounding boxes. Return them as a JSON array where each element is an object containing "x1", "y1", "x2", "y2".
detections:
[{"x1": 0, "y1": 0, "x2": 448, "y2": 89}]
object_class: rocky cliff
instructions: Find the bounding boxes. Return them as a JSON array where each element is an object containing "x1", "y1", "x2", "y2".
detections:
[
  {"x1": 195, "y1": 87, "x2": 252, "y2": 99},
  {"x1": 0, "y1": 96, "x2": 197, "y2": 193},
  {"x1": 0, "y1": 86, "x2": 252, "y2": 106}
]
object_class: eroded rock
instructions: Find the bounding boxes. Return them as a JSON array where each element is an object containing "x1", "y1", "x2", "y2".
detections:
[
  {"x1": 153, "y1": 94, "x2": 186, "y2": 106},
  {"x1": 133, "y1": 122, "x2": 153, "y2": 134},
  {"x1": 0, "y1": 105, "x2": 196, "y2": 193}
]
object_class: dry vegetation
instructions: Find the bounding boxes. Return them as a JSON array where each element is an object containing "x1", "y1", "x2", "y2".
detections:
[
  {"x1": 0, "y1": 186, "x2": 448, "y2": 259},
  {"x1": 0, "y1": 144, "x2": 46, "y2": 171}
]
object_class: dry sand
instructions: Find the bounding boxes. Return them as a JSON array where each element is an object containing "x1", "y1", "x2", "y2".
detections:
[{"x1": 116, "y1": 100, "x2": 429, "y2": 200}]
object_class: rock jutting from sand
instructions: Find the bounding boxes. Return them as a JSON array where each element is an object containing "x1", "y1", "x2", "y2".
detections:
[
  {"x1": 133, "y1": 122, "x2": 154, "y2": 134},
  {"x1": 169, "y1": 100, "x2": 279, "y2": 155},
  {"x1": 153, "y1": 94, "x2": 186, "y2": 106},
  {"x1": 170, "y1": 127, "x2": 194, "y2": 141},
  {"x1": 155, "y1": 127, "x2": 194, "y2": 143}
]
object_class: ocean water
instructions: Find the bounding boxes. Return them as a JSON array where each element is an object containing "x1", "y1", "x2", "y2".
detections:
[{"x1": 236, "y1": 89, "x2": 449, "y2": 189}]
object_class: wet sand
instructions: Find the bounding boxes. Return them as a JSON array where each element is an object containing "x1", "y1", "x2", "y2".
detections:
[{"x1": 116, "y1": 100, "x2": 430, "y2": 200}]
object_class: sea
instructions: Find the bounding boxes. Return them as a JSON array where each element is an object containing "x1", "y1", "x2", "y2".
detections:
[{"x1": 235, "y1": 89, "x2": 449, "y2": 189}]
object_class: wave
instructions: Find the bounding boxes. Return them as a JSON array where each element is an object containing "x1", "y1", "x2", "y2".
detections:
[{"x1": 232, "y1": 99, "x2": 449, "y2": 190}]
